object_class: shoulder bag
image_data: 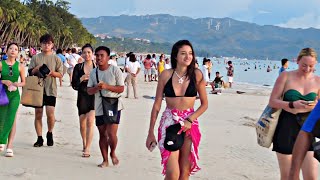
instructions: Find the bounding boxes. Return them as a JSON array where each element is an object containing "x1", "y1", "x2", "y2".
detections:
[
  {"x1": 21, "y1": 76, "x2": 44, "y2": 108},
  {"x1": 96, "y1": 68, "x2": 119, "y2": 123},
  {"x1": 0, "y1": 79, "x2": 9, "y2": 106}
]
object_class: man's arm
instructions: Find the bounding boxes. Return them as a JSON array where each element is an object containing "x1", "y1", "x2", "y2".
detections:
[
  {"x1": 87, "y1": 86, "x2": 99, "y2": 95},
  {"x1": 289, "y1": 131, "x2": 313, "y2": 180}
]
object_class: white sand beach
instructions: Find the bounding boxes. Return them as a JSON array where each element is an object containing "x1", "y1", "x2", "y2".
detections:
[{"x1": 0, "y1": 73, "x2": 297, "y2": 180}]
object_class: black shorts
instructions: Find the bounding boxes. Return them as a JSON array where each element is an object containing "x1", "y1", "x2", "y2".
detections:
[
  {"x1": 96, "y1": 111, "x2": 121, "y2": 126},
  {"x1": 42, "y1": 95, "x2": 56, "y2": 107}
]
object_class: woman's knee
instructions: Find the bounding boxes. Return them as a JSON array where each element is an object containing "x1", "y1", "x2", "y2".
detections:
[{"x1": 165, "y1": 169, "x2": 180, "y2": 180}]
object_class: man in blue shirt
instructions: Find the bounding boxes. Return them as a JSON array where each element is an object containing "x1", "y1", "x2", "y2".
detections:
[
  {"x1": 289, "y1": 102, "x2": 320, "y2": 179},
  {"x1": 279, "y1": 58, "x2": 289, "y2": 74},
  {"x1": 56, "y1": 48, "x2": 67, "y2": 87}
]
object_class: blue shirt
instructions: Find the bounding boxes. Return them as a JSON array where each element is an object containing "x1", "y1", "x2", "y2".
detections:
[
  {"x1": 279, "y1": 67, "x2": 286, "y2": 74},
  {"x1": 56, "y1": 54, "x2": 66, "y2": 63},
  {"x1": 301, "y1": 102, "x2": 320, "y2": 134}
]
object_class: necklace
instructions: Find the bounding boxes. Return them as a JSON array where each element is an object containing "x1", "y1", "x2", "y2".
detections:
[{"x1": 174, "y1": 71, "x2": 186, "y2": 84}]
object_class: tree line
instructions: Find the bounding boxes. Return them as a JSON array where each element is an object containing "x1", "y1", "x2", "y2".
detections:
[{"x1": 0, "y1": 0, "x2": 95, "y2": 48}]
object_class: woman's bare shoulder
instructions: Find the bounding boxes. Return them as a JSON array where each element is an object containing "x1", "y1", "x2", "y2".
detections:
[{"x1": 194, "y1": 68, "x2": 203, "y2": 81}]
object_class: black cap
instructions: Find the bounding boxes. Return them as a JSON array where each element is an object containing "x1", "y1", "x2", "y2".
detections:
[{"x1": 164, "y1": 123, "x2": 185, "y2": 151}]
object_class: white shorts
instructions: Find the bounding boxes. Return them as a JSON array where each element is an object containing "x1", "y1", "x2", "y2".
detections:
[
  {"x1": 151, "y1": 68, "x2": 157, "y2": 75},
  {"x1": 228, "y1": 77, "x2": 233, "y2": 83},
  {"x1": 144, "y1": 69, "x2": 151, "y2": 75}
]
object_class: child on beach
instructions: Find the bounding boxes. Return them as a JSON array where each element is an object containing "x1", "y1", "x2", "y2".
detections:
[{"x1": 146, "y1": 40, "x2": 208, "y2": 179}]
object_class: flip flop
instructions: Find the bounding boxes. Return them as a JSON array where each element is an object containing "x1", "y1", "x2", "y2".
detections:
[
  {"x1": 82, "y1": 153, "x2": 90, "y2": 158},
  {"x1": 0, "y1": 144, "x2": 5, "y2": 152},
  {"x1": 5, "y1": 149, "x2": 14, "y2": 157}
]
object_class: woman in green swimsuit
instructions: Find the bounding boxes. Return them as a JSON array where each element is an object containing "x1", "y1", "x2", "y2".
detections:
[
  {"x1": 0, "y1": 43, "x2": 26, "y2": 157},
  {"x1": 269, "y1": 48, "x2": 320, "y2": 179}
]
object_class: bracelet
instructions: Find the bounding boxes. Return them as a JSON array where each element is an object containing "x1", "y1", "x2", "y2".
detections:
[
  {"x1": 185, "y1": 117, "x2": 193, "y2": 124},
  {"x1": 289, "y1": 101, "x2": 295, "y2": 109}
]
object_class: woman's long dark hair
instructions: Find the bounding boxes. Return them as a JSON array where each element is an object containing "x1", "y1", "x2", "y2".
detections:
[{"x1": 170, "y1": 40, "x2": 196, "y2": 81}]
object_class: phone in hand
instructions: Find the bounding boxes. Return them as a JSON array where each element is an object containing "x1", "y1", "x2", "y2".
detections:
[
  {"x1": 149, "y1": 142, "x2": 157, "y2": 152},
  {"x1": 307, "y1": 101, "x2": 316, "y2": 106}
]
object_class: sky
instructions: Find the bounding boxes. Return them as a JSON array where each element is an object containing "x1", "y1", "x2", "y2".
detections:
[{"x1": 66, "y1": 0, "x2": 320, "y2": 29}]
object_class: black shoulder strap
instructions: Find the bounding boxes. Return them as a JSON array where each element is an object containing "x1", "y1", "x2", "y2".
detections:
[{"x1": 96, "y1": 68, "x2": 103, "y2": 98}]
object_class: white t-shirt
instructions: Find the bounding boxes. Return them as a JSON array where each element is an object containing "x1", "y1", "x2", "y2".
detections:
[
  {"x1": 87, "y1": 66, "x2": 125, "y2": 115},
  {"x1": 108, "y1": 59, "x2": 118, "y2": 66},
  {"x1": 68, "y1": 53, "x2": 80, "y2": 68},
  {"x1": 151, "y1": 58, "x2": 157, "y2": 69},
  {"x1": 202, "y1": 65, "x2": 209, "y2": 82},
  {"x1": 125, "y1": 61, "x2": 141, "y2": 74},
  {"x1": 164, "y1": 63, "x2": 171, "y2": 70}
]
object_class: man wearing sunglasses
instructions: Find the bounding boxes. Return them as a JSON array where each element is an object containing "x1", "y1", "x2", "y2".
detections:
[{"x1": 28, "y1": 34, "x2": 63, "y2": 147}]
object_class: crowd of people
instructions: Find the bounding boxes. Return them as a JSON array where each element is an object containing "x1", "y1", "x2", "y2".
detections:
[{"x1": 1, "y1": 33, "x2": 320, "y2": 180}]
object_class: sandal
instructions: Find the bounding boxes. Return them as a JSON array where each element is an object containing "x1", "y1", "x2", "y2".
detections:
[
  {"x1": 82, "y1": 152, "x2": 91, "y2": 158},
  {"x1": 0, "y1": 144, "x2": 5, "y2": 152},
  {"x1": 5, "y1": 149, "x2": 14, "y2": 157}
]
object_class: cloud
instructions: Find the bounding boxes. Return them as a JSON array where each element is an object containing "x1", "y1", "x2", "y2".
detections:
[
  {"x1": 278, "y1": 13, "x2": 320, "y2": 29},
  {"x1": 258, "y1": 10, "x2": 271, "y2": 14}
]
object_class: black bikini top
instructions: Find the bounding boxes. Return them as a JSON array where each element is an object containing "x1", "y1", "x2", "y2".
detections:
[{"x1": 163, "y1": 71, "x2": 197, "y2": 97}]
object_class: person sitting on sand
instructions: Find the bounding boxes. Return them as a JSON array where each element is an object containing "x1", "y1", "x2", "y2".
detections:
[
  {"x1": 146, "y1": 40, "x2": 208, "y2": 179},
  {"x1": 210, "y1": 71, "x2": 224, "y2": 94},
  {"x1": 87, "y1": 46, "x2": 124, "y2": 168}
]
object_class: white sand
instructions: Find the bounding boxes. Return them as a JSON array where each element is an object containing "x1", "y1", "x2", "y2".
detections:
[{"x1": 0, "y1": 73, "x2": 303, "y2": 180}]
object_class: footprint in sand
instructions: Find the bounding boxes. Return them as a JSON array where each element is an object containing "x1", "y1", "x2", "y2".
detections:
[{"x1": 241, "y1": 116, "x2": 257, "y2": 127}]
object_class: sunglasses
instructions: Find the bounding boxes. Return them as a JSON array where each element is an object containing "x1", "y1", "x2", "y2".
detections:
[{"x1": 8, "y1": 66, "x2": 13, "y2": 76}]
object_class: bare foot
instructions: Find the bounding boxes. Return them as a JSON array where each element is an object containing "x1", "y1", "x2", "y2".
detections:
[
  {"x1": 98, "y1": 161, "x2": 109, "y2": 168},
  {"x1": 110, "y1": 154, "x2": 119, "y2": 166}
]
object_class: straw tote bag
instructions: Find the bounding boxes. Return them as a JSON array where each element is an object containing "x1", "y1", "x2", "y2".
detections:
[
  {"x1": 21, "y1": 76, "x2": 44, "y2": 108},
  {"x1": 255, "y1": 105, "x2": 282, "y2": 148}
]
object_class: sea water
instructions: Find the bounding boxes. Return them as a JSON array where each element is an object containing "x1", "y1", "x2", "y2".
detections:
[{"x1": 117, "y1": 57, "x2": 320, "y2": 87}]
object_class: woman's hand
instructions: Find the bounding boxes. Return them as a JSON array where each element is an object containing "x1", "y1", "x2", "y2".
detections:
[
  {"x1": 182, "y1": 120, "x2": 192, "y2": 132},
  {"x1": 146, "y1": 132, "x2": 157, "y2": 150},
  {"x1": 13, "y1": 82, "x2": 20, "y2": 87},
  {"x1": 293, "y1": 100, "x2": 309, "y2": 109},
  {"x1": 80, "y1": 74, "x2": 90, "y2": 82},
  {"x1": 2, "y1": 80, "x2": 12, "y2": 87}
]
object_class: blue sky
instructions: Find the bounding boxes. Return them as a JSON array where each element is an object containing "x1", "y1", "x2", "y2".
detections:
[{"x1": 66, "y1": 0, "x2": 320, "y2": 29}]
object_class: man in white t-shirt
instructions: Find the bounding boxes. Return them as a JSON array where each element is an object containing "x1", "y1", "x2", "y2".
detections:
[
  {"x1": 151, "y1": 54, "x2": 157, "y2": 81},
  {"x1": 201, "y1": 58, "x2": 210, "y2": 86},
  {"x1": 125, "y1": 53, "x2": 141, "y2": 99},
  {"x1": 108, "y1": 52, "x2": 118, "y2": 66}
]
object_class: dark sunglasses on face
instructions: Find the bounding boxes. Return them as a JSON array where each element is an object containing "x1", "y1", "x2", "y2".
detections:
[{"x1": 8, "y1": 66, "x2": 13, "y2": 76}]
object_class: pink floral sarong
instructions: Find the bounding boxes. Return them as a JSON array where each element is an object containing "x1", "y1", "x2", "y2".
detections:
[{"x1": 158, "y1": 107, "x2": 201, "y2": 175}]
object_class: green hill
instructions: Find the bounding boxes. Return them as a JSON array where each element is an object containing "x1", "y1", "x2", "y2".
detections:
[{"x1": 81, "y1": 14, "x2": 320, "y2": 59}]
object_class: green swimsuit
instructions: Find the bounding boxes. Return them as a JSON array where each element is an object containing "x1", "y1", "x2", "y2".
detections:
[
  {"x1": 272, "y1": 89, "x2": 317, "y2": 154},
  {"x1": 0, "y1": 61, "x2": 20, "y2": 144}
]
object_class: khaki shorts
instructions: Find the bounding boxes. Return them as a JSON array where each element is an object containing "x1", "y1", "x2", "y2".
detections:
[{"x1": 63, "y1": 65, "x2": 68, "y2": 75}]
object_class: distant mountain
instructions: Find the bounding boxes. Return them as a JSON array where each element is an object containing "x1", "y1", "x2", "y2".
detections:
[{"x1": 81, "y1": 14, "x2": 320, "y2": 59}]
